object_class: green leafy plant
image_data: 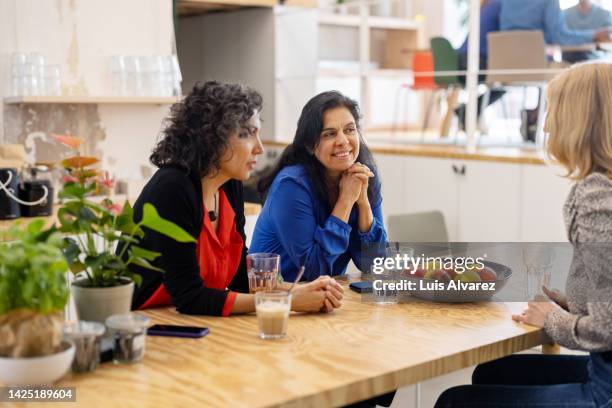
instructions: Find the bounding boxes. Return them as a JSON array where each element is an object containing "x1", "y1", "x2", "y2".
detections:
[
  {"x1": 0, "y1": 220, "x2": 69, "y2": 315},
  {"x1": 53, "y1": 134, "x2": 196, "y2": 288}
]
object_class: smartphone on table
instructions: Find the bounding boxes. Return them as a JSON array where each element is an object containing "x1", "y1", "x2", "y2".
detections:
[
  {"x1": 147, "y1": 324, "x2": 209, "y2": 338},
  {"x1": 349, "y1": 281, "x2": 373, "y2": 293}
]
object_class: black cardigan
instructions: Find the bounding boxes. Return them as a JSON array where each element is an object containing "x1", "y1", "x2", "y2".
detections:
[{"x1": 127, "y1": 166, "x2": 249, "y2": 315}]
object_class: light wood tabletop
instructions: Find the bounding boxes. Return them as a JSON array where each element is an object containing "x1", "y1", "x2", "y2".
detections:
[{"x1": 6, "y1": 280, "x2": 547, "y2": 408}]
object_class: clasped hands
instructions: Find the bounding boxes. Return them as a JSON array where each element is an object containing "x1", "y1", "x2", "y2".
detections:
[
  {"x1": 290, "y1": 276, "x2": 344, "y2": 313},
  {"x1": 338, "y1": 162, "x2": 374, "y2": 207}
]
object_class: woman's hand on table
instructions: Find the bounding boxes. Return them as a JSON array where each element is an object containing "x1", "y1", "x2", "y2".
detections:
[
  {"x1": 291, "y1": 276, "x2": 343, "y2": 313},
  {"x1": 512, "y1": 296, "x2": 563, "y2": 328},
  {"x1": 542, "y1": 286, "x2": 569, "y2": 310}
]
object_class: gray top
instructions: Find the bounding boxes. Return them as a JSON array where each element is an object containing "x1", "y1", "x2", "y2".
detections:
[{"x1": 544, "y1": 172, "x2": 612, "y2": 352}]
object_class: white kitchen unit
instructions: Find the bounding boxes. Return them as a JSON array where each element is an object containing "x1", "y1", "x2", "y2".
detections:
[
  {"x1": 177, "y1": 7, "x2": 318, "y2": 141},
  {"x1": 456, "y1": 160, "x2": 522, "y2": 242},
  {"x1": 260, "y1": 144, "x2": 571, "y2": 242},
  {"x1": 373, "y1": 153, "x2": 571, "y2": 242},
  {"x1": 520, "y1": 163, "x2": 572, "y2": 242},
  {"x1": 395, "y1": 156, "x2": 460, "y2": 240}
]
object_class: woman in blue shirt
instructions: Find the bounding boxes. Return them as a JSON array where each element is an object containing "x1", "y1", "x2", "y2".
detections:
[{"x1": 251, "y1": 91, "x2": 387, "y2": 282}]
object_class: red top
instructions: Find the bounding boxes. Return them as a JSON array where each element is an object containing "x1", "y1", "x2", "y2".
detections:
[{"x1": 139, "y1": 189, "x2": 243, "y2": 316}]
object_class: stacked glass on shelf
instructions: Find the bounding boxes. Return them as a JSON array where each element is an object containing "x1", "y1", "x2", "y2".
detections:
[
  {"x1": 9, "y1": 52, "x2": 62, "y2": 97},
  {"x1": 109, "y1": 55, "x2": 182, "y2": 97}
]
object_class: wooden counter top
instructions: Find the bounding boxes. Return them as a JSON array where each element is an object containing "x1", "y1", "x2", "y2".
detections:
[
  {"x1": 0, "y1": 202, "x2": 262, "y2": 233},
  {"x1": 263, "y1": 140, "x2": 548, "y2": 165},
  {"x1": 178, "y1": 0, "x2": 317, "y2": 16},
  {"x1": 9, "y1": 281, "x2": 546, "y2": 408}
]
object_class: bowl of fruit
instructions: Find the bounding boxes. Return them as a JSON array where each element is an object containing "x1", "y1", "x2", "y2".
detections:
[{"x1": 400, "y1": 260, "x2": 512, "y2": 303}]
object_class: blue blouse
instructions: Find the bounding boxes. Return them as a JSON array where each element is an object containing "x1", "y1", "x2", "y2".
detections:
[{"x1": 250, "y1": 165, "x2": 387, "y2": 282}]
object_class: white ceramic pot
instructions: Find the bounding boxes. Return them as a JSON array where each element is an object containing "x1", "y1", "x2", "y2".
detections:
[
  {"x1": 0, "y1": 340, "x2": 75, "y2": 386},
  {"x1": 71, "y1": 279, "x2": 134, "y2": 324}
]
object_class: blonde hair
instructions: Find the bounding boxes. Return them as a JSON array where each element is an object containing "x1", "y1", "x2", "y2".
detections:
[{"x1": 546, "y1": 62, "x2": 612, "y2": 180}]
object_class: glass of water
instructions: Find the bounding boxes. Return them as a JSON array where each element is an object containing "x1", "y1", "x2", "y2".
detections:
[
  {"x1": 522, "y1": 243, "x2": 555, "y2": 299},
  {"x1": 247, "y1": 253, "x2": 280, "y2": 293},
  {"x1": 371, "y1": 243, "x2": 414, "y2": 304}
]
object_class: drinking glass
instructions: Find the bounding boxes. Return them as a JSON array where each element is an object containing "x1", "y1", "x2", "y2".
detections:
[
  {"x1": 247, "y1": 253, "x2": 280, "y2": 293},
  {"x1": 105, "y1": 313, "x2": 150, "y2": 364},
  {"x1": 372, "y1": 243, "x2": 414, "y2": 304},
  {"x1": 109, "y1": 55, "x2": 128, "y2": 96},
  {"x1": 522, "y1": 243, "x2": 554, "y2": 299},
  {"x1": 63, "y1": 321, "x2": 105, "y2": 372},
  {"x1": 124, "y1": 55, "x2": 142, "y2": 96},
  {"x1": 255, "y1": 290, "x2": 291, "y2": 339}
]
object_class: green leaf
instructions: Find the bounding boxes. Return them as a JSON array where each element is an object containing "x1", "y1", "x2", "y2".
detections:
[
  {"x1": 130, "y1": 246, "x2": 161, "y2": 261},
  {"x1": 130, "y1": 256, "x2": 164, "y2": 272},
  {"x1": 68, "y1": 261, "x2": 86, "y2": 274},
  {"x1": 63, "y1": 238, "x2": 81, "y2": 264},
  {"x1": 119, "y1": 235, "x2": 139, "y2": 244},
  {"x1": 116, "y1": 202, "x2": 136, "y2": 234},
  {"x1": 26, "y1": 219, "x2": 46, "y2": 237},
  {"x1": 141, "y1": 203, "x2": 196, "y2": 243},
  {"x1": 78, "y1": 206, "x2": 97, "y2": 222},
  {"x1": 131, "y1": 273, "x2": 143, "y2": 286}
]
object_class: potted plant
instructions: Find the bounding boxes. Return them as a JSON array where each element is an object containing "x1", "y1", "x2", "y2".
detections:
[
  {"x1": 0, "y1": 220, "x2": 75, "y2": 385},
  {"x1": 53, "y1": 135, "x2": 195, "y2": 323}
]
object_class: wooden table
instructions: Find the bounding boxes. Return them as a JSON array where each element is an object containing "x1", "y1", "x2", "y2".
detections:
[{"x1": 8, "y1": 281, "x2": 547, "y2": 408}]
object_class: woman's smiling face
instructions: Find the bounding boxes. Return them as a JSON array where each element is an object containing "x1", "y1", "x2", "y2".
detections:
[{"x1": 313, "y1": 106, "x2": 360, "y2": 179}]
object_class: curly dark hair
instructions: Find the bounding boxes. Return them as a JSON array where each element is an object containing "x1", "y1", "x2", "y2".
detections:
[
  {"x1": 150, "y1": 81, "x2": 263, "y2": 178},
  {"x1": 258, "y1": 90, "x2": 381, "y2": 208}
]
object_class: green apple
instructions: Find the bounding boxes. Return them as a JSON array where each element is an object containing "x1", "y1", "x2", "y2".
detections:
[{"x1": 458, "y1": 269, "x2": 481, "y2": 283}]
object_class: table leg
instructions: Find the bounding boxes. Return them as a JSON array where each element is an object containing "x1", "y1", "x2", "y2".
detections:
[{"x1": 542, "y1": 343, "x2": 561, "y2": 354}]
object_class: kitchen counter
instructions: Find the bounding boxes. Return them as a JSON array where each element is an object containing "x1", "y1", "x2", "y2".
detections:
[
  {"x1": 0, "y1": 200, "x2": 262, "y2": 236},
  {"x1": 263, "y1": 140, "x2": 548, "y2": 165}
]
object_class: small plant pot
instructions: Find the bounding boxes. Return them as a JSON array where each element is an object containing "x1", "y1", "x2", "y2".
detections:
[
  {"x1": 0, "y1": 340, "x2": 75, "y2": 385},
  {"x1": 71, "y1": 278, "x2": 134, "y2": 324}
]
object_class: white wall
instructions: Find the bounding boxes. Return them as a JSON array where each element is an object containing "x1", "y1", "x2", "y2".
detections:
[{"x1": 0, "y1": 0, "x2": 176, "y2": 180}]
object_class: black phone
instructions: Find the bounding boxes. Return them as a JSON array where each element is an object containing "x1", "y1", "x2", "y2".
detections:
[
  {"x1": 147, "y1": 324, "x2": 209, "y2": 338},
  {"x1": 349, "y1": 281, "x2": 373, "y2": 293}
]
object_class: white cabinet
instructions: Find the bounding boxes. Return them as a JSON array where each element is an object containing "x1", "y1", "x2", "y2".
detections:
[
  {"x1": 401, "y1": 156, "x2": 459, "y2": 240},
  {"x1": 373, "y1": 153, "x2": 571, "y2": 242},
  {"x1": 520, "y1": 163, "x2": 572, "y2": 242},
  {"x1": 456, "y1": 160, "x2": 522, "y2": 242}
]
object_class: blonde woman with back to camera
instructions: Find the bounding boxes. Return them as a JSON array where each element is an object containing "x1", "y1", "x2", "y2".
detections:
[{"x1": 435, "y1": 62, "x2": 612, "y2": 407}]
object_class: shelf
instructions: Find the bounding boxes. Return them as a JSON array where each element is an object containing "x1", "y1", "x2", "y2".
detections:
[
  {"x1": 318, "y1": 13, "x2": 361, "y2": 27},
  {"x1": 367, "y1": 68, "x2": 412, "y2": 77},
  {"x1": 178, "y1": 0, "x2": 277, "y2": 16},
  {"x1": 368, "y1": 16, "x2": 420, "y2": 30},
  {"x1": 318, "y1": 14, "x2": 420, "y2": 30},
  {"x1": 3, "y1": 96, "x2": 182, "y2": 105},
  {"x1": 317, "y1": 68, "x2": 414, "y2": 78}
]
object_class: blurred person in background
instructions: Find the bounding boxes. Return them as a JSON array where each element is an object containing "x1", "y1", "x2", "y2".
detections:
[
  {"x1": 456, "y1": 0, "x2": 504, "y2": 130},
  {"x1": 563, "y1": 0, "x2": 612, "y2": 62}
]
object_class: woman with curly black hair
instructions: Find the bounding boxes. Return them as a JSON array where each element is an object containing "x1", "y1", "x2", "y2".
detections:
[
  {"x1": 128, "y1": 81, "x2": 343, "y2": 316},
  {"x1": 251, "y1": 91, "x2": 387, "y2": 282}
]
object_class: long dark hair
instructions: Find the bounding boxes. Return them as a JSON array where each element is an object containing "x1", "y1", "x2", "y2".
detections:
[
  {"x1": 150, "y1": 81, "x2": 263, "y2": 178},
  {"x1": 258, "y1": 91, "x2": 381, "y2": 207}
]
